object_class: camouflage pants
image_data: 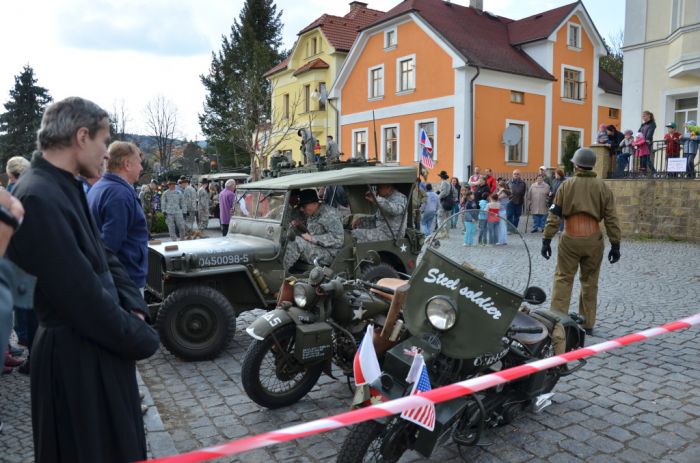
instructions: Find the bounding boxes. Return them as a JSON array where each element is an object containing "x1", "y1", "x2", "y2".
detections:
[
  {"x1": 352, "y1": 227, "x2": 392, "y2": 244},
  {"x1": 283, "y1": 238, "x2": 335, "y2": 271},
  {"x1": 145, "y1": 212, "x2": 154, "y2": 235},
  {"x1": 184, "y1": 212, "x2": 195, "y2": 235},
  {"x1": 436, "y1": 208, "x2": 451, "y2": 238},
  {"x1": 165, "y1": 213, "x2": 186, "y2": 241},
  {"x1": 197, "y1": 207, "x2": 209, "y2": 230}
]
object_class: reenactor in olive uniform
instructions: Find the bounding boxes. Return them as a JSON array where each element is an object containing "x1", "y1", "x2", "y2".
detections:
[
  {"x1": 352, "y1": 184, "x2": 407, "y2": 243},
  {"x1": 180, "y1": 177, "x2": 197, "y2": 238},
  {"x1": 161, "y1": 180, "x2": 187, "y2": 241},
  {"x1": 283, "y1": 189, "x2": 343, "y2": 271},
  {"x1": 141, "y1": 180, "x2": 157, "y2": 237},
  {"x1": 541, "y1": 148, "x2": 621, "y2": 335},
  {"x1": 197, "y1": 179, "x2": 210, "y2": 231}
]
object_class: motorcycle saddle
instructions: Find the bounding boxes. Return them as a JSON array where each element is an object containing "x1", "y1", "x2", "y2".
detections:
[
  {"x1": 510, "y1": 312, "x2": 548, "y2": 345},
  {"x1": 370, "y1": 278, "x2": 405, "y2": 300}
]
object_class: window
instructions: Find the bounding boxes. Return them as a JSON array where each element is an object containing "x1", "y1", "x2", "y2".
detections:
[
  {"x1": 510, "y1": 91, "x2": 524, "y2": 104},
  {"x1": 505, "y1": 122, "x2": 525, "y2": 163},
  {"x1": 416, "y1": 120, "x2": 436, "y2": 161},
  {"x1": 384, "y1": 29, "x2": 397, "y2": 49},
  {"x1": 397, "y1": 55, "x2": 415, "y2": 93},
  {"x1": 304, "y1": 84, "x2": 310, "y2": 113},
  {"x1": 563, "y1": 67, "x2": 584, "y2": 100},
  {"x1": 308, "y1": 37, "x2": 318, "y2": 57},
  {"x1": 567, "y1": 23, "x2": 581, "y2": 48},
  {"x1": 368, "y1": 65, "x2": 384, "y2": 99},
  {"x1": 674, "y1": 97, "x2": 698, "y2": 129},
  {"x1": 671, "y1": 0, "x2": 682, "y2": 32},
  {"x1": 353, "y1": 129, "x2": 368, "y2": 159},
  {"x1": 382, "y1": 125, "x2": 399, "y2": 163},
  {"x1": 318, "y1": 82, "x2": 326, "y2": 111},
  {"x1": 608, "y1": 108, "x2": 619, "y2": 119},
  {"x1": 282, "y1": 94, "x2": 289, "y2": 119},
  {"x1": 560, "y1": 128, "x2": 582, "y2": 164}
]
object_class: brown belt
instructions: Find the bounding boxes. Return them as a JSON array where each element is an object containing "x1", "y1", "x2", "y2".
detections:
[{"x1": 564, "y1": 213, "x2": 599, "y2": 237}]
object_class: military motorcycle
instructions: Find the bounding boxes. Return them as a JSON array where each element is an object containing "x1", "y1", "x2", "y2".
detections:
[
  {"x1": 337, "y1": 212, "x2": 587, "y2": 462},
  {"x1": 241, "y1": 258, "x2": 406, "y2": 409}
]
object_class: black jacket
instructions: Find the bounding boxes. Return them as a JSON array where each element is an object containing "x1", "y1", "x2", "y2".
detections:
[{"x1": 608, "y1": 131, "x2": 625, "y2": 154}]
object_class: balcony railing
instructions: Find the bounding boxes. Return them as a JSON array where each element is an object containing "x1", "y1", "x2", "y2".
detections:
[{"x1": 609, "y1": 140, "x2": 699, "y2": 179}]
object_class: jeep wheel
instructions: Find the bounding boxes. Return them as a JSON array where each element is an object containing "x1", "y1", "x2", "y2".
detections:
[
  {"x1": 360, "y1": 262, "x2": 400, "y2": 282},
  {"x1": 156, "y1": 285, "x2": 236, "y2": 361}
]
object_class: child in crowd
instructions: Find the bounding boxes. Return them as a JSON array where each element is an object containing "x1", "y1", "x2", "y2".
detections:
[
  {"x1": 633, "y1": 131, "x2": 650, "y2": 174},
  {"x1": 478, "y1": 192, "x2": 489, "y2": 245},
  {"x1": 596, "y1": 124, "x2": 609, "y2": 144},
  {"x1": 616, "y1": 129, "x2": 634, "y2": 177},
  {"x1": 462, "y1": 191, "x2": 478, "y2": 246},
  {"x1": 487, "y1": 193, "x2": 500, "y2": 245},
  {"x1": 664, "y1": 122, "x2": 681, "y2": 158}
]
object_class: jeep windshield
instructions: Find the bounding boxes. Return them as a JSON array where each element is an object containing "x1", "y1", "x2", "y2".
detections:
[{"x1": 232, "y1": 190, "x2": 286, "y2": 222}]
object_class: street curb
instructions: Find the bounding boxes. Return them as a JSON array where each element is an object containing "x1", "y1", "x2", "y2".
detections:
[{"x1": 137, "y1": 369, "x2": 178, "y2": 458}]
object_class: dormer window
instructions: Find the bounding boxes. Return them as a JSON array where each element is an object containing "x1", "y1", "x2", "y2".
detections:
[
  {"x1": 567, "y1": 23, "x2": 581, "y2": 49},
  {"x1": 308, "y1": 37, "x2": 318, "y2": 57},
  {"x1": 384, "y1": 28, "x2": 397, "y2": 49}
]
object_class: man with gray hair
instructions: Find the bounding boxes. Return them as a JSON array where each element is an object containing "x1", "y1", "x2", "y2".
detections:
[
  {"x1": 6, "y1": 97, "x2": 159, "y2": 462},
  {"x1": 5, "y1": 156, "x2": 31, "y2": 193},
  {"x1": 219, "y1": 179, "x2": 247, "y2": 236}
]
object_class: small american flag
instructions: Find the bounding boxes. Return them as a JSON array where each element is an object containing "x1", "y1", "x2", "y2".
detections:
[
  {"x1": 400, "y1": 353, "x2": 435, "y2": 431},
  {"x1": 419, "y1": 128, "x2": 434, "y2": 169}
]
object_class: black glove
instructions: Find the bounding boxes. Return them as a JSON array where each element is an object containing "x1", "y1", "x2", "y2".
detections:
[
  {"x1": 608, "y1": 243, "x2": 620, "y2": 264},
  {"x1": 541, "y1": 238, "x2": 552, "y2": 260}
]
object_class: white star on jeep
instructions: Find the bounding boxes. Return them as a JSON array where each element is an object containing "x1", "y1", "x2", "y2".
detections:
[
  {"x1": 353, "y1": 305, "x2": 366, "y2": 320},
  {"x1": 400, "y1": 243, "x2": 407, "y2": 253}
]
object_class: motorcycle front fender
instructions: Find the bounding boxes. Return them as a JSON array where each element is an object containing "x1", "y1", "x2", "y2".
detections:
[{"x1": 245, "y1": 306, "x2": 314, "y2": 340}]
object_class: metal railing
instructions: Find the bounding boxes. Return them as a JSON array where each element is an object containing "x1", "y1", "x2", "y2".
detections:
[{"x1": 610, "y1": 140, "x2": 699, "y2": 179}]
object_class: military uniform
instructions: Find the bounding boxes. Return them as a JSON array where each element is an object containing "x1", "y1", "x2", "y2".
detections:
[
  {"x1": 182, "y1": 185, "x2": 197, "y2": 236},
  {"x1": 141, "y1": 188, "x2": 155, "y2": 235},
  {"x1": 161, "y1": 189, "x2": 186, "y2": 241},
  {"x1": 197, "y1": 185, "x2": 210, "y2": 230},
  {"x1": 283, "y1": 203, "x2": 343, "y2": 271},
  {"x1": 352, "y1": 189, "x2": 407, "y2": 243},
  {"x1": 543, "y1": 169, "x2": 621, "y2": 330},
  {"x1": 412, "y1": 183, "x2": 427, "y2": 229}
]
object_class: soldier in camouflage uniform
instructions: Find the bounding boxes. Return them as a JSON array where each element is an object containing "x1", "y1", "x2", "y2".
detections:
[
  {"x1": 180, "y1": 177, "x2": 197, "y2": 238},
  {"x1": 352, "y1": 184, "x2": 407, "y2": 243},
  {"x1": 161, "y1": 180, "x2": 186, "y2": 241},
  {"x1": 141, "y1": 180, "x2": 157, "y2": 238},
  {"x1": 197, "y1": 178, "x2": 210, "y2": 231},
  {"x1": 283, "y1": 189, "x2": 343, "y2": 271}
]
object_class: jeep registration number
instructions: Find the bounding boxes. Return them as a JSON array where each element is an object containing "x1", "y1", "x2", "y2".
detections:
[{"x1": 198, "y1": 254, "x2": 249, "y2": 267}]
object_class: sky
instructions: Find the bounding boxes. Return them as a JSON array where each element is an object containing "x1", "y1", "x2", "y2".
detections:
[{"x1": 0, "y1": 0, "x2": 624, "y2": 141}]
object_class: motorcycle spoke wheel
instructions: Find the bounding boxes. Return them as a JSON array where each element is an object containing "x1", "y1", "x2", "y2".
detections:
[{"x1": 338, "y1": 419, "x2": 409, "y2": 463}]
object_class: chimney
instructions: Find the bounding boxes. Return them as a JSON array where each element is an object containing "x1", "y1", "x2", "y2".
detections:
[
  {"x1": 349, "y1": 1, "x2": 368, "y2": 11},
  {"x1": 469, "y1": 0, "x2": 483, "y2": 11}
]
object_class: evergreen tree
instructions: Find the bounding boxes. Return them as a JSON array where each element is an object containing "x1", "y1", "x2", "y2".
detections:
[
  {"x1": 0, "y1": 65, "x2": 52, "y2": 164},
  {"x1": 562, "y1": 132, "x2": 580, "y2": 174},
  {"x1": 199, "y1": 0, "x2": 283, "y2": 168},
  {"x1": 600, "y1": 30, "x2": 623, "y2": 82}
]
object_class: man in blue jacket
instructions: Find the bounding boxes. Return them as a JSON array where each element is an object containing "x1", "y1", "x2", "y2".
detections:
[{"x1": 88, "y1": 141, "x2": 148, "y2": 292}]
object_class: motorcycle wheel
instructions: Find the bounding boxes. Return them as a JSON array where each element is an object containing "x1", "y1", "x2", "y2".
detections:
[
  {"x1": 337, "y1": 419, "x2": 409, "y2": 463},
  {"x1": 360, "y1": 263, "x2": 399, "y2": 282},
  {"x1": 241, "y1": 324, "x2": 322, "y2": 409}
]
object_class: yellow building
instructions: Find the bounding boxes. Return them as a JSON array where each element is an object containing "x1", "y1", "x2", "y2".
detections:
[{"x1": 264, "y1": 2, "x2": 383, "y2": 165}]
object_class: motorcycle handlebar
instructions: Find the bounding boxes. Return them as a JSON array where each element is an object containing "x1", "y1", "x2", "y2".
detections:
[
  {"x1": 508, "y1": 326, "x2": 544, "y2": 334},
  {"x1": 360, "y1": 280, "x2": 396, "y2": 295}
]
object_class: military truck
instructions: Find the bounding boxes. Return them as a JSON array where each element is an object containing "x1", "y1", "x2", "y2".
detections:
[{"x1": 146, "y1": 166, "x2": 424, "y2": 361}]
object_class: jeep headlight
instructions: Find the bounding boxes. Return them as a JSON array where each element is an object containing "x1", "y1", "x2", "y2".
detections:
[
  {"x1": 426, "y1": 296, "x2": 457, "y2": 331},
  {"x1": 293, "y1": 283, "x2": 315, "y2": 308}
]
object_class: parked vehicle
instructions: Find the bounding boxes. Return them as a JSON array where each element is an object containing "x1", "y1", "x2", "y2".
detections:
[
  {"x1": 337, "y1": 213, "x2": 586, "y2": 462},
  {"x1": 146, "y1": 166, "x2": 424, "y2": 361}
]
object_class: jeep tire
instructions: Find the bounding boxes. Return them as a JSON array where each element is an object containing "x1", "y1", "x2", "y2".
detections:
[
  {"x1": 360, "y1": 262, "x2": 400, "y2": 282},
  {"x1": 156, "y1": 285, "x2": 236, "y2": 361}
]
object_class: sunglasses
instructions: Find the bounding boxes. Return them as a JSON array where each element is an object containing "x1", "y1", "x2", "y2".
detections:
[{"x1": 0, "y1": 205, "x2": 20, "y2": 232}]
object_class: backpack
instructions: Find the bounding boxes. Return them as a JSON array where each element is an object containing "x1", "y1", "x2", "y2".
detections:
[{"x1": 440, "y1": 184, "x2": 455, "y2": 211}]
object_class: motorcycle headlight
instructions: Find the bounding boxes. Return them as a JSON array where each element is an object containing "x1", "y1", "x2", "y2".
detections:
[
  {"x1": 426, "y1": 296, "x2": 457, "y2": 331},
  {"x1": 293, "y1": 283, "x2": 315, "y2": 308}
]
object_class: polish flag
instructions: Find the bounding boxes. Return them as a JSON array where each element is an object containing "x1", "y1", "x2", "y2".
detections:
[{"x1": 353, "y1": 325, "x2": 381, "y2": 386}]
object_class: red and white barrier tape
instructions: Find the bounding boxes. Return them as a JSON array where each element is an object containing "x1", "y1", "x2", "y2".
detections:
[{"x1": 143, "y1": 312, "x2": 700, "y2": 463}]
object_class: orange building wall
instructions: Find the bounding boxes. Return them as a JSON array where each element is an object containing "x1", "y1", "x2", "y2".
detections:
[
  {"x1": 341, "y1": 107, "x2": 455, "y2": 182},
  {"x1": 598, "y1": 105, "x2": 622, "y2": 131},
  {"x1": 341, "y1": 20, "x2": 454, "y2": 116},
  {"x1": 551, "y1": 14, "x2": 594, "y2": 164},
  {"x1": 473, "y1": 85, "x2": 546, "y2": 173}
]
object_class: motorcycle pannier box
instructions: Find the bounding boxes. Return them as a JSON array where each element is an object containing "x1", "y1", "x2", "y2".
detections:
[{"x1": 294, "y1": 322, "x2": 333, "y2": 363}]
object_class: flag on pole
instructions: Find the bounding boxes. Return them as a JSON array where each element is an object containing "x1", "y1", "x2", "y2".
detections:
[
  {"x1": 419, "y1": 128, "x2": 434, "y2": 169},
  {"x1": 353, "y1": 325, "x2": 381, "y2": 386},
  {"x1": 400, "y1": 353, "x2": 436, "y2": 431}
]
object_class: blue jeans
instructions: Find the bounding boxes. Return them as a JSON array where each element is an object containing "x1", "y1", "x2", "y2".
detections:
[
  {"x1": 532, "y1": 214, "x2": 546, "y2": 231},
  {"x1": 506, "y1": 202, "x2": 522, "y2": 228},
  {"x1": 463, "y1": 221, "x2": 476, "y2": 245},
  {"x1": 478, "y1": 219, "x2": 488, "y2": 244},
  {"x1": 487, "y1": 222, "x2": 498, "y2": 244},
  {"x1": 498, "y1": 207, "x2": 507, "y2": 244},
  {"x1": 421, "y1": 211, "x2": 436, "y2": 235},
  {"x1": 450, "y1": 203, "x2": 460, "y2": 228},
  {"x1": 687, "y1": 153, "x2": 696, "y2": 176},
  {"x1": 616, "y1": 154, "x2": 630, "y2": 177}
]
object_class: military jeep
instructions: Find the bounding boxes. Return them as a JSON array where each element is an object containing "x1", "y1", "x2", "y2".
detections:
[{"x1": 146, "y1": 165, "x2": 424, "y2": 361}]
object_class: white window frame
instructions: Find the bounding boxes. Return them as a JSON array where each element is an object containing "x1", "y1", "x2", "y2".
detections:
[
  {"x1": 670, "y1": 0, "x2": 683, "y2": 32},
  {"x1": 367, "y1": 64, "x2": 384, "y2": 101},
  {"x1": 380, "y1": 123, "x2": 400, "y2": 164},
  {"x1": 414, "y1": 117, "x2": 438, "y2": 162},
  {"x1": 567, "y1": 22, "x2": 582, "y2": 50},
  {"x1": 561, "y1": 64, "x2": 585, "y2": 103},
  {"x1": 673, "y1": 95, "x2": 699, "y2": 129},
  {"x1": 351, "y1": 128, "x2": 369, "y2": 159},
  {"x1": 504, "y1": 119, "x2": 529, "y2": 164},
  {"x1": 558, "y1": 126, "x2": 584, "y2": 164},
  {"x1": 384, "y1": 27, "x2": 397, "y2": 50},
  {"x1": 396, "y1": 54, "x2": 416, "y2": 95}
]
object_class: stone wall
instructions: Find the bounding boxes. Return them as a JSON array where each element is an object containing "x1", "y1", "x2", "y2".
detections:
[{"x1": 604, "y1": 179, "x2": 700, "y2": 243}]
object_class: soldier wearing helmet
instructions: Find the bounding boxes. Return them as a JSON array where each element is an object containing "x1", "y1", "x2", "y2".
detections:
[{"x1": 541, "y1": 148, "x2": 621, "y2": 336}]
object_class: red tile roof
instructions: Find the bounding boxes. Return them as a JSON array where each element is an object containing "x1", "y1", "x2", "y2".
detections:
[
  {"x1": 264, "y1": 57, "x2": 290, "y2": 78},
  {"x1": 598, "y1": 68, "x2": 622, "y2": 95},
  {"x1": 365, "y1": 0, "x2": 556, "y2": 81},
  {"x1": 507, "y1": 2, "x2": 578, "y2": 45},
  {"x1": 293, "y1": 58, "x2": 330, "y2": 76}
]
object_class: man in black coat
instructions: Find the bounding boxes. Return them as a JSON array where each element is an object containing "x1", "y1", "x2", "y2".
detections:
[{"x1": 7, "y1": 97, "x2": 160, "y2": 463}]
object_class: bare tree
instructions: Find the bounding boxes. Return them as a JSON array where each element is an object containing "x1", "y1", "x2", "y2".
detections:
[
  {"x1": 601, "y1": 29, "x2": 624, "y2": 82},
  {"x1": 144, "y1": 95, "x2": 178, "y2": 173},
  {"x1": 109, "y1": 99, "x2": 130, "y2": 141}
]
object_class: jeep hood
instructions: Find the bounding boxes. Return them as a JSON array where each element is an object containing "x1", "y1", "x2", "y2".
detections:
[{"x1": 148, "y1": 234, "x2": 278, "y2": 260}]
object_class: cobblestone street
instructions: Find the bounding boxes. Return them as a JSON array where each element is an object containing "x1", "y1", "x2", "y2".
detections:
[{"x1": 2, "y1": 233, "x2": 700, "y2": 462}]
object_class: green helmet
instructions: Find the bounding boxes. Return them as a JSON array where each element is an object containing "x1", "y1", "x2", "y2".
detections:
[{"x1": 572, "y1": 148, "x2": 596, "y2": 169}]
